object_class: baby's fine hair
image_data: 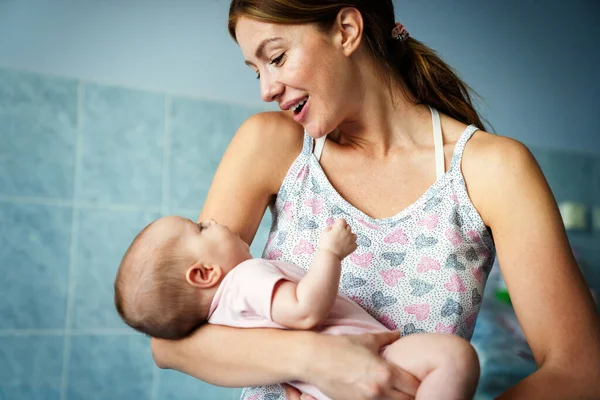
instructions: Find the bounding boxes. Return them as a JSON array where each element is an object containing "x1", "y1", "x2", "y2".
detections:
[{"x1": 114, "y1": 218, "x2": 207, "y2": 339}]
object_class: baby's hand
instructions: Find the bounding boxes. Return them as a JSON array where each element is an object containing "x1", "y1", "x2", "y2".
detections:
[{"x1": 319, "y1": 219, "x2": 358, "y2": 260}]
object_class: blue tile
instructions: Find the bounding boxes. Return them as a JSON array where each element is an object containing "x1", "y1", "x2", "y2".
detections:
[
  {"x1": 156, "y1": 369, "x2": 240, "y2": 400},
  {"x1": 0, "y1": 384, "x2": 60, "y2": 400},
  {"x1": 78, "y1": 84, "x2": 164, "y2": 206},
  {"x1": 71, "y1": 209, "x2": 159, "y2": 329},
  {"x1": 0, "y1": 335, "x2": 63, "y2": 387},
  {"x1": 530, "y1": 148, "x2": 594, "y2": 204},
  {"x1": 168, "y1": 97, "x2": 258, "y2": 210},
  {"x1": 67, "y1": 334, "x2": 153, "y2": 400},
  {"x1": 0, "y1": 203, "x2": 71, "y2": 329},
  {"x1": 0, "y1": 68, "x2": 77, "y2": 199}
]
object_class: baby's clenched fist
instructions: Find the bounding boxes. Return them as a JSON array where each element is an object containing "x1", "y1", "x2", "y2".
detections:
[{"x1": 318, "y1": 219, "x2": 358, "y2": 260}]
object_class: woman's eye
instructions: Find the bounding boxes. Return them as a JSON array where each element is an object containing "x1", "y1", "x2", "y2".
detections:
[{"x1": 270, "y1": 53, "x2": 285, "y2": 66}]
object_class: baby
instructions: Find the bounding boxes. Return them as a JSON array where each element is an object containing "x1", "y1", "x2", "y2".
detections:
[{"x1": 115, "y1": 216, "x2": 480, "y2": 400}]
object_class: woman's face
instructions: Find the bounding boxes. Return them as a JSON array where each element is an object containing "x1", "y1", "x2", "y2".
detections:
[{"x1": 235, "y1": 16, "x2": 357, "y2": 138}]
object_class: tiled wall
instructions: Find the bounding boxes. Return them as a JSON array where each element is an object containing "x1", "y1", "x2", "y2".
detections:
[
  {"x1": 0, "y1": 68, "x2": 268, "y2": 400},
  {"x1": 1, "y1": 67, "x2": 598, "y2": 400}
]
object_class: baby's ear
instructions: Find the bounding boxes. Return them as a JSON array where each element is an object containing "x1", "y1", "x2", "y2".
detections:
[{"x1": 186, "y1": 262, "x2": 222, "y2": 288}]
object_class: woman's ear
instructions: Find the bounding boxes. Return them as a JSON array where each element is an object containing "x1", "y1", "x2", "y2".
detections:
[
  {"x1": 186, "y1": 262, "x2": 223, "y2": 288},
  {"x1": 334, "y1": 7, "x2": 364, "y2": 57}
]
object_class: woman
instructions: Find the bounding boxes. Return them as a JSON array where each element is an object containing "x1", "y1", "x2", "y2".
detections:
[{"x1": 151, "y1": 1, "x2": 600, "y2": 399}]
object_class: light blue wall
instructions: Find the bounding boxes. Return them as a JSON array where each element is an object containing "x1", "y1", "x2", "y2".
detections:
[
  {"x1": 0, "y1": 68, "x2": 268, "y2": 400},
  {"x1": 0, "y1": 1, "x2": 599, "y2": 399},
  {"x1": 0, "y1": 0, "x2": 598, "y2": 154}
]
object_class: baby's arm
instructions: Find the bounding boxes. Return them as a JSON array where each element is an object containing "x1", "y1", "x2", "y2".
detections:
[{"x1": 271, "y1": 219, "x2": 357, "y2": 330}]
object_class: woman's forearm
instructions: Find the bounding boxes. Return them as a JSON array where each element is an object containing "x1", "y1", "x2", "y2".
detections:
[
  {"x1": 151, "y1": 323, "x2": 316, "y2": 387},
  {"x1": 497, "y1": 364, "x2": 600, "y2": 400}
]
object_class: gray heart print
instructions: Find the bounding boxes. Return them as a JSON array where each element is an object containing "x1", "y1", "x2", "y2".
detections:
[
  {"x1": 277, "y1": 231, "x2": 287, "y2": 246},
  {"x1": 465, "y1": 247, "x2": 478, "y2": 262},
  {"x1": 416, "y1": 234, "x2": 438, "y2": 249},
  {"x1": 356, "y1": 233, "x2": 372, "y2": 247},
  {"x1": 423, "y1": 196, "x2": 443, "y2": 212},
  {"x1": 410, "y1": 279, "x2": 435, "y2": 297},
  {"x1": 382, "y1": 252, "x2": 406, "y2": 267},
  {"x1": 472, "y1": 288, "x2": 482, "y2": 306},
  {"x1": 403, "y1": 323, "x2": 426, "y2": 335},
  {"x1": 342, "y1": 272, "x2": 367, "y2": 289},
  {"x1": 372, "y1": 291, "x2": 397, "y2": 310},
  {"x1": 298, "y1": 216, "x2": 318, "y2": 230},
  {"x1": 311, "y1": 177, "x2": 323, "y2": 193},
  {"x1": 441, "y1": 298, "x2": 464, "y2": 317},
  {"x1": 445, "y1": 254, "x2": 465, "y2": 270}
]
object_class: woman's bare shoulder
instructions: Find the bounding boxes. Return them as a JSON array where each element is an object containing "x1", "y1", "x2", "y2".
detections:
[
  {"x1": 461, "y1": 131, "x2": 541, "y2": 225},
  {"x1": 224, "y1": 111, "x2": 305, "y2": 192}
]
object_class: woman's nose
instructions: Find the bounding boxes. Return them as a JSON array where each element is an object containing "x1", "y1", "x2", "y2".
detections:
[{"x1": 260, "y1": 74, "x2": 284, "y2": 103}]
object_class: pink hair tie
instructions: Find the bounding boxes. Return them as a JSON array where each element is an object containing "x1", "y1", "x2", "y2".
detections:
[{"x1": 391, "y1": 22, "x2": 409, "y2": 42}]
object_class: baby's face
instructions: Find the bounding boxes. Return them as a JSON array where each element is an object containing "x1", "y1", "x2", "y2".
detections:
[{"x1": 184, "y1": 218, "x2": 251, "y2": 269}]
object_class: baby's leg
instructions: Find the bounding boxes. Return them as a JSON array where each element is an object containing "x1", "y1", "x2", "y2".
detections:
[{"x1": 381, "y1": 333, "x2": 479, "y2": 400}]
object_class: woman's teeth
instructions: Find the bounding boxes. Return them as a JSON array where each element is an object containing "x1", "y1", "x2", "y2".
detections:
[{"x1": 291, "y1": 98, "x2": 308, "y2": 113}]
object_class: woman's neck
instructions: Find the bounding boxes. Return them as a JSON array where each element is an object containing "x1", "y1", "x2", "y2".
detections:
[{"x1": 335, "y1": 65, "x2": 433, "y2": 158}]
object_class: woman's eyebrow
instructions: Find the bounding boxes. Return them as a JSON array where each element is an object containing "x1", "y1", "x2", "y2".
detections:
[{"x1": 244, "y1": 37, "x2": 283, "y2": 66}]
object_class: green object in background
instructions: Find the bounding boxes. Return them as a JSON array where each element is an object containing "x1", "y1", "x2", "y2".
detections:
[{"x1": 495, "y1": 289, "x2": 512, "y2": 305}]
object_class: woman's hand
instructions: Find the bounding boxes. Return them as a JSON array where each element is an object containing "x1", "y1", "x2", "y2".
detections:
[
  {"x1": 301, "y1": 331, "x2": 420, "y2": 400},
  {"x1": 283, "y1": 384, "x2": 316, "y2": 400}
]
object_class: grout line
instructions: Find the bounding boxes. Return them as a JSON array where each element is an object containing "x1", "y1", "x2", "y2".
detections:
[
  {"x1": 0, "y1": 65, "x2": 272, "y2": 111},
  {"x1": 0, "y1": 329, "x2": 137, "y2": 336},
  {"x1": 0, "y1": 195, "x2": 72, "y2": 207},
  {"x1": 150, "y1": 94, "x2": 173, "y2": 400},
  {"x1": 75, "y1": 201, "x2": 161, "y2": 213},
  {"x1": 60, "y1": 81, "x2": 85, "y2": 400},
  {"x1": 161, "y1": 95, "x2": 172, "y2": 216},
  {"x1": 0, "y1": 195, "x2": 162, "y2": 213},
  {"x1": 0, "y1": 330, "x2": 64, "y2": 336}
]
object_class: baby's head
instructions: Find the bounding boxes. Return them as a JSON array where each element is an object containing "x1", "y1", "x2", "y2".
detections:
[{"x1": 114, "y1": 215, "x2": 251, "y2": 339}]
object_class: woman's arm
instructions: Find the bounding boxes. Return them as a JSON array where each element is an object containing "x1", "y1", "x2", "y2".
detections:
[
  {"x1": 464, "y1": 134, "x2": 600, "y2": 399},
  {"x1": 151, "y1": 111, "x2": 420, "y2": 398}
]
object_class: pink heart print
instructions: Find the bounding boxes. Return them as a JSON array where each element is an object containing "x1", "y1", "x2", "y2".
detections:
[
  {"x1": 293, "y1": 239, "x2": 314, "y2": 255},
  {"x1": 465, "y1": 313, "x2": 478, "y2": 329},
  {"x1": 380, "y1": 314, "x2": 398, "y2": 330},
  {"x1": 384, "y1": 228, "x2": 408, "y2": 245},
  {"x1": 283, "y1": 201, "x2": 294, "y2": 222},
  {"x1": 404, "y1": 304, "x2": 431, "y2": 321},
  {"x1": 379, "y1": 269, "x2": 405, "y2": 286},
  {"x1": 304, "y1": 197, "x2": 324, "y2": 214},
  {"x1": 466, "y1": 230, "x2": 481, "y2": 243},
  {"x1": 349, "y1": 295, "x2": 363, "y2": 305},
  {"x1": 267, "y1": 249, "x2": 282, "y2": 260},
  {"x1": 297, "y1": 165, "x2": 309, "y2": 180},
  {"x1": 471, "y1": 266, "x2": 483, "y2": 283},
  {"x1": 350, "y1": 252, "x2": 374, "y2": 268},
  {"x1": 416, "y1": 256, "x2": 441, "y2": 273},
  {"x1": 445, "y1": 228, "x2": 462, "y2": 247},
  {"x1": 435, "y1": 322, "x2": 457, "y2": 334},
  {"x1": 359, "y1": 218, "x2": 380, "y2": 230},
  {"x1": 326, "y1": 217, "x2": 335, "y2": 227},
  {"x1": 417, "y1": 214, "x2": 439, "y2": 231},
  {"x1": 444, "y1": 273, "x2": 466, "y2": 292},
  {"x1": 450, "y1": 193, "x2": 459, "y2": 203}
]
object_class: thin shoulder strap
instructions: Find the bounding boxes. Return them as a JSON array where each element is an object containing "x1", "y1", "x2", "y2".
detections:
[
  {"x1": 313, "y1": 135, "x2": 327, "y2": 161},
  {"x1": 429, "y1": 106, "x2": 445, "y2": 180},
  {"x1": 449, "y1": 125, "x2": 479, "y2": 171}
]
